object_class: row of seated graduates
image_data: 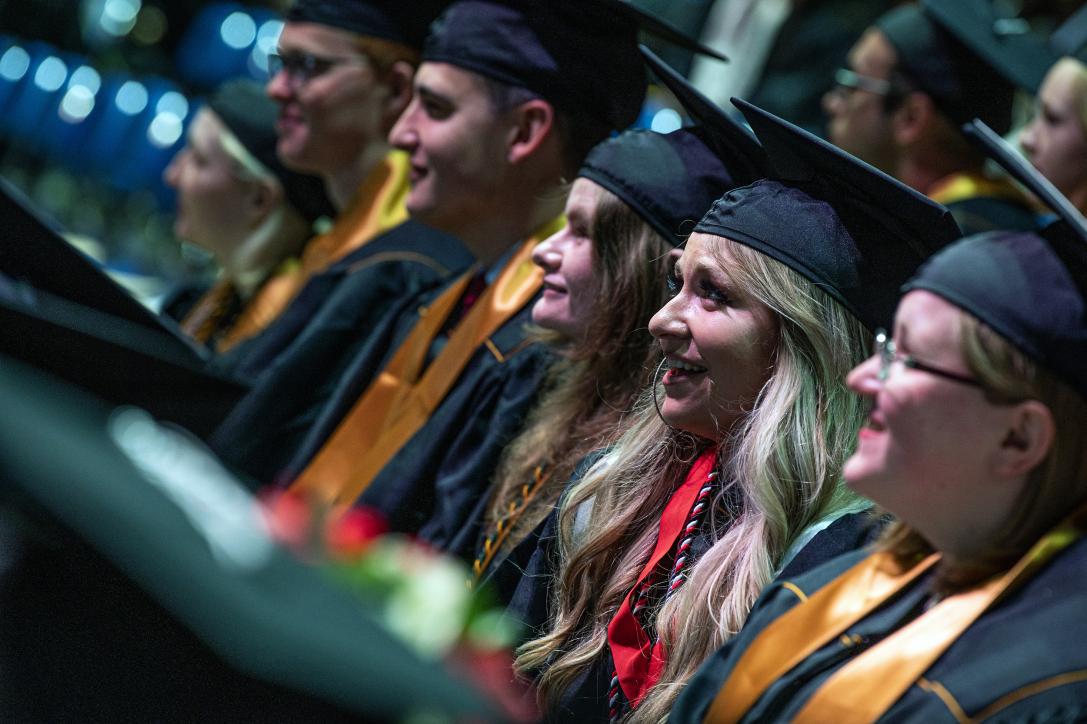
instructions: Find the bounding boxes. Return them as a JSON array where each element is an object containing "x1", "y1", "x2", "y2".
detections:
[{"x1": 4, "y1": 0, "x2": 1087, "y2": 720}]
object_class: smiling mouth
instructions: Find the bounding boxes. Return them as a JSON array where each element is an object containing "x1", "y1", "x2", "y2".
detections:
[
  {"x1": 662, "y1": 357, "x2": 708, "y2": 384},
  {"x1": 541, "y1": 280, "x2": 567, "y2": 294},
  {"x1": 408, "y1": 164, "x2": 427, "y2": 184},
  {"x1": 863, "y1": 409, "x2": 887, "y2": 432}
]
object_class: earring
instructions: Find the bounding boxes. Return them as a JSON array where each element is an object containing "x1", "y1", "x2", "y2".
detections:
[{"x1": 652, "y1": 357, "x2": 677, "y2": 430}]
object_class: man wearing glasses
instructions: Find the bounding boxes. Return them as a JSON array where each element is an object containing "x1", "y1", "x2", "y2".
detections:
[
  {"x1": 822, "y1": 0, "x2": 1046, "y2": 236},
  {"x1": 211, "y1": 0, "x2": 472, "y2": 378}
]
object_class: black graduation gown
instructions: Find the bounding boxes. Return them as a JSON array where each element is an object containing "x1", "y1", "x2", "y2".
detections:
[
  {"x1": 360, "y1": 300, "x2": 552, "y2": 543},
  {"x1": 208, "y1": 224, "x2": 472, "y2": 484},
  {"x1": 212, "y1": 219, "x2": 472, "y2": 380},
  {"x1": 547, "y1": 512, "x2": 880, "y2": 723},
  {"x1": 474, "y1": 451, "x2": 609, "y2": 642},
  {"x1": 945, "y1": 194, "x2": 1039, "y2": 238},
  {"x1": 671, "y1": 537, "x2": 1087, "y2": 723}
]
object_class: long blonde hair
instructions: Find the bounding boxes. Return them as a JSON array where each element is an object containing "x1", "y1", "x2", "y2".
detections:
[{"x1": 516, "y1": 237, "x2": 871, "y2": 722}]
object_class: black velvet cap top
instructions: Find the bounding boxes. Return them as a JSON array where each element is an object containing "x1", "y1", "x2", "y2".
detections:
[
  {"x1": 874, "y1": 0, "x2": 1052, "y2": 133},
  {"x1": 694, "y1": 98, "x2": 962, "y2": 332},
  {"x1": 915, "y1": 117, "x2": 1087, "y2": 398},
  {"x1": 286, "y1": 0, "x2": 448, "y2": 50},
  {"x1": 208, "y1": 80, "x2": 334, "y2": 225},
  {"x1": 903, "y1": 226, "x2": 1087, "y2": 399},
  {"x1": 576, "y1": 48, "x2": 765, "y2": 247},
  {"x1": 422, "y1": 0, "x2": 724, "y2": 134}
]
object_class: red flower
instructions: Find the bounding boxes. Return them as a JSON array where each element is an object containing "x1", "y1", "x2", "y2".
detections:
[
  {"x1": 326, "y1": 507, "x2": 389, "y2": 559},
  {"x1": 258, "y1": 489, "x2": 312, "y2": 551}
]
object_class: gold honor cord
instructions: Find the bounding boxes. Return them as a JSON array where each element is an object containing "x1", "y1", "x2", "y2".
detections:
[
  {"x1": 291, "y1": 216, "x2": 564, "y2": 513},
  {"x1": 705, "y1": 505, "x2": 1087, "y2": 723},
  {"x1": 472, "y1": 465, "x2": 552, "y2": 583}
]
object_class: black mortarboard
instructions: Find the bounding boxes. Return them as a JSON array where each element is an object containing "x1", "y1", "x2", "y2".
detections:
[
  {"x1": 0, "y1": 288, "x2": 249, "y2": 440},
  {"x1": 286, "y1": 0, "x2": 449, "y2": 51},
  {"x1": 422, "y1": 0, "x2": 725, "y2": 136},
  {"x1": 963, "y1": 119, "x2": 1087, "y2": 239},
  {"x1": 874, "y1": 0, "x2": 1052, "y2": 132},
  {"x1": 576, "y1": 48, "x2": 764, "y2": 246},
  {"x1": 0, "y1": 179, "x2": 209, "y2": 365},
  {"x1": 209, "y1": 80, "x2": 334, "y2": 225},
  {"x1": 694, "y1": 98, "x2": 962, "y2": 332},
  {"x1": 903, "y1": 119, "x2": 1087, "y2": 399},
  {"x1": 1051, "y1": 4, "x2": 1087, "y2": 61},
  {"x1": 0, "y1": 356, "x2": 500, "y2": 721}
]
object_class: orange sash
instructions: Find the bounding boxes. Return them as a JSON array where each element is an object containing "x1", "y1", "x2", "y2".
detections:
[
  {"x1": 291, "y1": 216, "x2": 564, "y2": 511},
  {"x1": 927, "y1": 171, "x2": 1030, "y2": 208},
  {"x1": 220, "y1": 151, "x2": 411, "y2": 348},
  {"x1": 705, "y1": 506, "x2": 1087, "y2": 723},
  {"x1": 217, "y1": 259, "x2": 303, "y2": 352}
]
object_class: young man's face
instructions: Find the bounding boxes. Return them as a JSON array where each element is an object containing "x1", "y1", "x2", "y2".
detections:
[
  {"x1": 388, "y1": 62, "x2": 516, "y2": 237},
  {"x1": 267, "y1": 22, "x2": 390, "y2": 176},
  {"x1": 822, "y1": 28, "x2": 900, "y2": 173}
]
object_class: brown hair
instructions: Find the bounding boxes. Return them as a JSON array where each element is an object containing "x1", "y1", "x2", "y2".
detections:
[
  {"x1": 353, "y1": 35, "x2": 420, "y2": 72},
  {"x1": 485, "y1": 186, "x2": 673, "y2": 544}
]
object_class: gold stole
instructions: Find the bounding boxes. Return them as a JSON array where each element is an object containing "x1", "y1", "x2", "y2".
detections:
[
  {"x1": 218, "y1": 151, "x2": 412, "y2": 349},
  {"x1": 706, "y1": 506, "x2": 1087, "y2": 723},
  {"x1": 927, "y1": 171, "x2": 1030, "y2": 208},
  {"x1": 216, "y1": 258, "x2": 302, "y2": 352},
  {"x1": 290, "y1": 216, "x2": 564, "y2": 512}
]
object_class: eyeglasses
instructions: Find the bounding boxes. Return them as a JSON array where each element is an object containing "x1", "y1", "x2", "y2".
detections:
[
  {"x1": 831, "y1": 68, "x2": 908, "y2": 99},
  {"x1": 267, "y1": 51, "x2": 370, "y2": 86},
  {"x1": 873, "y1": 329, "x2": 982, "y2": 387}
]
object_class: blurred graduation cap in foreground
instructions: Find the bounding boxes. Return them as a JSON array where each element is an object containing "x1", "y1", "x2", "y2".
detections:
[
  {"x1": 0, "y1": 355, "x2": 501, "y2": 722},
  {"x1": 0, "y1": 284, "x2": 248, "y2": 440},
  {"x1": 0, "y1": 178, "x2": 207, "y2": 366}
]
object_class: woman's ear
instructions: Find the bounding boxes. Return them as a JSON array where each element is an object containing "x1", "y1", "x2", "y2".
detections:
[
  {"x1": 506, "y1": 98, "x2": 556, "y2": 165},
  {"x1": 993, "y1": 400, "x2": 1056, "y2": 478},
  {"x1": 246, "y1": 179, "x2": 282, "y2": 227}
]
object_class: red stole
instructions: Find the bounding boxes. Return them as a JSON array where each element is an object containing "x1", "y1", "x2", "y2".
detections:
[{"x1": 607, "y1": 447, "x2": 717, "y2": 707}]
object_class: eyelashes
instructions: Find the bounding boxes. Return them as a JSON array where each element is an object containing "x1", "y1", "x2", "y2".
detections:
[{"x1": 665, "y1": 272, "x2": 732, "y2": 306}]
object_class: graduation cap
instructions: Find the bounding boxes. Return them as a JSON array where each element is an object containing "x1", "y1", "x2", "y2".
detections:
[
  {"x1": 900, "y1": 119, "x2": 1087, "y2": 399},
  {"x1": 694, "y1": 98, "x2": 962, "y2": 332},
  {"x1": 1051, "y1": 4, "x2": 1087, "y2": 61},
  {"x1": 286, "y1": 0, "x2": 451, "y2": 51},
  {"x1": 0, "y1": 287, "x2": 249, "y2": 440},
  {"x1": 0, "y1": 355, "x2": 500, "y2": 721},
  {"x1": 208, "y1": 80, "x2": 334, "y2": 225},
  {"x1": 422, "y1": 0, "x2": 726, "y2": 137},
  {"x1": 874, "y1": 0, "x2": 1055, "y2": 132},
  {"x1": 0, "y1": 178, "x2": 208, "y2": 366},
  {"x1": 576, "y1": 48, "x2": 765, "y2": 246},
  {"x1": 963, "y1": 119, "x2": 1087, "y2": 239}
]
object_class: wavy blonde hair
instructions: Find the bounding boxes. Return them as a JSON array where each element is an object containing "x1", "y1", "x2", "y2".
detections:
[{"x1": 516, "y1": 236, "x2": 872, "y2": 722}]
